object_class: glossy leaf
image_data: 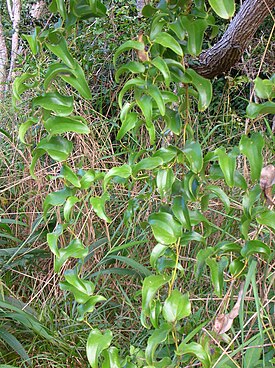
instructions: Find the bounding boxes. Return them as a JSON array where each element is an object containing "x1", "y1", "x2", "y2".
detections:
[
  {"x1": 147, "y1": 85, "x2": 165, "y2": 116},
  {"x1": 12, "y1": 72, "x2": 37, "y2": 102},
  {"x1": 44, "y1": 116, "x2": 90, "y2": 135},
  {"x1": 64, "y1": 196, "x2": 79, "y2": 222},
  {"x1": 32, "y1": 92, "x2": 74, "y2": 116},
  {"x1": 60, "y1": 165, "x2": 81, "y2": 187},
  {"x1": 153, "y1": 146, "x2": 177, "y2": 164},
  {"x1": 142, "y1": 274, "x2": 171, "y2": 317},
  {"x1": 46, "y1": 32, "x2": 76, "y2": 69},
  {"x1": 242, "y1": 185, "x2": 261, "y2": 219},
  {"x1": 239, "y1": 133, "x2": 264, "y2": 181},
  {"x1": 102, "y1": 347, "x2": 122, "y2": 368},
  {"x1": 172, "y1": 196, "x2": 191, "y2": 230},
  {"x1": 86, "y1": 329, "x2": 113, "y2": 368},
  {"x1": 151, "y1": 57, "x2": 171, "y2": 87},
  {"x1": 182, "y1": 141, "x2": 203, "y2": 173},
  {"x1": 185, "y1": 69, "x2": 212, "y2": 111},
  {"x1": 80, "y1": 169, "x2": 96, "y2": 189},
  {"x1": 206, "y1": 257, "x2": 228, "y2": 297},
  {"x1": 156, "y1": 168, "x2": 175, "y2": 199},
  {"x1": 43, "y1": 187, "x2": 73, "y2": 216},
  {"x1": 113, "y1": 40, "x2": 145, "y2": 65},
  {"x1": 54, "y1": 239, "x2": 88, "y2": 273},
  {"x1": 133, "y1": 156, "x2": 163, "y2": 174},
  {"x1": 71, "y1": 0, "x2": 107, "y2": 18},
  {"x1": 136, "y1": 94, "x2": 152, "y2": 125},
  {"x1": 154, "y1": 32, "x2": 183, "y2": 56},
  {"x1": 208, "y1": 0, "x2": 235, "y2": 19},
  {"x1": 90, "y1": 192, "x2": 111, "y2": 223},
  {"x1": 22, "y1": 27, "x2": 40, "y2": 55},
  {"x1": 150, "y1": 243, "x2": 168, "y2": 269},
  {"x1": 164, "y1": 108, "x2": 181, "y2": 134},
  {"x1": 216, "y1": 147, "x2": 237, "y2": 187},
  {"x1": 36, "y1": 136, "x2": 73, "y2": 161},
  {"x1": 162, "y1": 290, "x2": 191, "y2": 322},
  {"x1": 145, "y1": 323, "x2": 171, "y2": 365},
  {"x1": 115, "y1": 61, "x2": 145, "y2": 83},
  {"x1": 206, "y1": 185, "x2": 230, "y2": 213},
  {"x1": 246, "y1": 101, "x2": 275, "y2": 119},
  {"x1": 77, "y1": 295, "x2": 106, "y2": 321},
  {"x1": 117, "y1": 112, "x2": 139, "y2": 140},
  {"x1": 148, "y1": 212, "x2": 182, "y2": 245},
  {"x1": 176, "y1": 342, "x2": 211, "y2": 368},
  {"x1": 256, "y1": 210, "x2": 275, "y2": 230},
  {"x1": 254, "y1": 76, "x2": 275, "y2": 100},
  {"x1": 60, "y1": 63, "x2": 92, "y2": 100},
  {"x1": 103, "y1": 164, "x2": 132, "y2": 190},
  {"x1": 181, "y1": 16, "x2": 208, "y2": 55},
  {"x1": 19, "y1": 118, "x2": 38, "y2": 144},
  {"x1": 118, "y1": 78, "x2": 146, "y2": 108},
  {"x1": 241, "y1": 240, "x2": 271, "y2": 259}
]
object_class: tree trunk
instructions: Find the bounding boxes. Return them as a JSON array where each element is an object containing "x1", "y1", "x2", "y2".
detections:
[
  {"x1": 193, "y1": 0, "x2": 275, "y2": 79},
  {"x1": 6, "y1": 0, "x2": 21, "y2": 84},
  {"x1": 0, "y1": 16, "x2": 8, "y2": 100}
]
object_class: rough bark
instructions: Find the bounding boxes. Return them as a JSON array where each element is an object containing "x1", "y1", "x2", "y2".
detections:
[
  {"x1": 193, "y1": 0, "x2": 275, "y2": 79},
  {"x1": 0, "y1": 16, "x2": 8, "y2": 100}
]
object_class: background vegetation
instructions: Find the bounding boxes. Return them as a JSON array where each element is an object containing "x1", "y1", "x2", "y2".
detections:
[{"x1": 0, "y1": 0, "x2": 274, "y2": 367}]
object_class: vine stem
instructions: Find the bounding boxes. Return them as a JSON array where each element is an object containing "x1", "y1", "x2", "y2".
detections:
[{"x1": 168, "y1": 237, "x2": 181, "y2": 296}]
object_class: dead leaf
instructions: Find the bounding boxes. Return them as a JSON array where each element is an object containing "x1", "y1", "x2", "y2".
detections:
[
  {"x1": 260, "y1": 165, "x2": 275, "y2": 205},
  {"x1": 213, "y1": 283, "x2": 244, "y2": 335},
  {"x1": 137, "y1": 33, "x2": 149, "y2": 62}
]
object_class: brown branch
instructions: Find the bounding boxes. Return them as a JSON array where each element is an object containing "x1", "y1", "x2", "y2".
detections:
[
  {"x1": 0, "y1": 16, "x2": 8, "y2": 100},
  {"x1": 193, "y1": 0, "x2": 275, "y2": 79}
]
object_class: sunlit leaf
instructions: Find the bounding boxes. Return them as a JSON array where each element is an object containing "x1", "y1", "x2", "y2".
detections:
[
  {"x1": 145, "y1": 323, "x2": 171, "y2": 364},
  {"x1": 176, "y1": 342, "x2": 211, "y2": 368},
  {"x1": 32, "y1": 92, "x2": 74, "y2": 116},
  {"x1": 154, "y1": 32, "x2": 183, "y2": 56},
  {"x1": 115, "y1": 61, "x2": 145, "y2": 83},
  {"x1": 44, "y1": 116, "x2": 90, "y2": 135},
  {"x1": 60, "y1": 165, "x2": 81, "y2": 188},
  {"x1": 185, "y1": 69, "x2": 212, "y2": 111},
  {"x1": 246, "y1": 101, "x2": 275, "y2": 119},
  {"x1": 241, "y1": 240, "x2": 271, "y2": 259},
  {"x1": 148, "y1": 212, "x2": 182, "y2": 244},
  {"x1": 86, "y1": 329, "x2": 113, "y2": 368},
  {"x1": 103, "y1": 164, "x2": 132, "y2": 190},
  {"x1": 256, "y1": 210, "x2": 275, "y2": 230},
  {"x1": 114, "y1": 40, "x2": 145, "y2": 66},
  {"x1": 208, "y1": 0, "x2": 235, "y2": 19},
  {"x1": 19, "y1": 118, "x2": 38, "y2": 144},
  {"x1": 181, "y1": 16, "x2": 208, "y2": 56},
  {"x1": 90, "y1": 192, "x2": 111, "y2": 223},
  {"x1": 182, "y1": 141, "x2": 203, "y2": 173},
  {"x1": 239, "y1": 133, "x2": 264, "y2": 181},
  {"x1": 142, "y1": 274, "x2": 171, "y2": 317},
  {"x1": 163, "y1": 290, "x2": 191, "y2": 322}
]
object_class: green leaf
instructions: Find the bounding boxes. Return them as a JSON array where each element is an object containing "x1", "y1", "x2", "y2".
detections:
[
  {"x1": 36, "y1": 136, "x2": 73, "y2": 161},
  {"x1": 149, "y1": 212, "x2": 182, "y2": 245},
  {"x1": 32, "y1": 92, "x2": 74, "y2": 116},
  {"x1": 156, "y1": 168, "x2": 175, "y2": 199},
  {"x1": 246, "y1": 101, "x2": 275, "y2": 119},
  {"x1": 206, "y1": 256, "x2": 228, "y2": 297},
  {"x1": 216, "y1": 147, "x2": 237, "y2": 187},
  {"x1": 118, "y1": 78, "x2": 146, "y2": 108},
  {"x1": 116, "y1": 112, "x2": 139, "y2": 140},
  {"x1": 22, "y1": 27, "x2": 40, "y2": 55},
  {"x1": 44, "y1": 63, "x2": 72, "y2": 89},
  {"x1": 114, "y1": 40, "x2": 145, "y2": 65},
  {"x1": 77, "y1": 295, "x2": 106, "y2": 321},
  {"x1": 242, "y1": 185, "x2": 261, "y2": 219},
  {"x1": 151, "y1": 57, "x2": 171, "y2": 87},
  {"x1": 102, "y1": 347, "x2": 122, "y2": 368},
  {"x1": 180, "y1": 231, "x2": 206, "y2": 246},
  {"x1": 180, "y1": 16, "x2": 208, "y2": 56},
  {"x1": 153, "y1": 146, "x2": 177, "y2": 164},
  {"x1": 162, "y1": 290, "x2": 191, "y2": 322},
  {"x1": 54, "y1": 239, "x2": 88, "y2": 273},
  {"x1": 86, "y1": 329, "x2": 113, "y2": 368},
  {"x1": 153, "y1": 32, "x2": 183, "y2": 56},
  {"x1": 90, "y1": 192, "x2": 111, "y2": 223},
  {"x1": 46, "y1": 32, "x2": 76, "y2": 69},
  {"x1": 136, "y1": 94, "x2": 153, "y2": 126},
  {"x1": 150, "y1": 243, "x2": 168, "y2": 269},
  {"x1": 146, "y1": 85, "x2": 165, "y2": 116},
  {"x1": 254, "y1": 76, "x2": 275, "y2": 100},
  {"x1": 241, "y1": 240, "x2": 271, "y2": 259},
  {"x1": 63, "y1": 268, "x2": 95, "y2": 296},
  {"x1": 64, "y1": 196, "x2": 79, "y2": 222},
  {"x1": 71, "y1": 0, "x2": 106, "y2": 18},
  {"x1": 80, "y1": 169, "x2": 96, "y2": 189},
  {"x1": 141, "y1": 274, "x2": 171, "y2": 317},
  {"x1": 206, "y1": 185, "x2": 230, "y2": 213},
  {"x1": 208, "y1": 0, "x2": 235, "y2": 19},
  {"x1": 115, "y1": 61, "x2": 145, "y2": 83},
  {"x1": 145, "y1": 323, "x2": 171, "y2": 365},
  {"x1": 164, "y1": 108, "x2": 181, "y2": 134},
  {"x1": 185, "y1": 69, "x2": 212, "y2": 111},
  {"x1": 133, "y1": 156, "x2": 163, "y2": 174},
  {"x1": 176, "y1": 342, "x2": 211, "y2": 368},
  {"x1": 244, "y1": 336, "x2": 264, "y2": 367},
  {"x1": 43, "y1": 187, "x2": 73, "y2": 216},
  {"x1": 239, "y1": 133, "x2": 264, "y2": 181},
  {"x1": 106, "y1": 255, "x2": 151, "y2": 277},
  {"x1": 19, "y1": 117, "x2": 38, "y2": 144},
  {"x1": 103, "y1": 164, "x2": 132, "y2": 191},
  {"x1": 0, "y1": 327, "x2": 30, "y2": 363},
  {"x1": 256, "y1": 210, "x2": 275, "y2": 230},
  {"x1": 60, "y1": 165, "x2": 81, "y2": 187},
  {"x1": 12, "y1": 72, "x2": 37, "y2": 102},
  {"x1": 44, "y1": 116, "x2": 90, "y2": 135},
  {"x1": 182, "y1": 141, "x2": 203, "y2": 173},
  {"x1": 60, "y1": 63, "x2": 92, "y2": 100},
  {"x1": 172, "y1": 196, "x2": 191, "y2": 230}
]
